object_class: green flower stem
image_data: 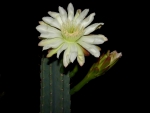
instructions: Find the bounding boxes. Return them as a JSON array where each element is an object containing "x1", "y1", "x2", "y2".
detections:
[
  {"x1": 70, "y1": 73, "x2": 93, "y2": 95},
  {"x1": 69, "y1": 64, "x2": 78, "y2": 78},
  {"x1": 70, "y1": 69, "x2": 105, "y2": 95}
]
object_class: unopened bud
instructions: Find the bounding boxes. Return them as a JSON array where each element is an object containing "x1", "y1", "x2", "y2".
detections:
[{"x1": 88, "y1": 50, "x2": 122, "y2": 78}]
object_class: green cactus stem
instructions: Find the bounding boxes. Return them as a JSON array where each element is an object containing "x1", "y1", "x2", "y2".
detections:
[{"x1": 40, "y1": 56, "x2": 70, "y2": 113}]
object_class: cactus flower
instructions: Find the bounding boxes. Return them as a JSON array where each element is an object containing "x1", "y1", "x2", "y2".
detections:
[{"x1": 36, "y1": 3, "x2": 107, "y2": 67}]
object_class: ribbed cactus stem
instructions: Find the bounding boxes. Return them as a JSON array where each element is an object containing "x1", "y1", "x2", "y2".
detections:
[
  {"x1": 40, "y1": 56, "x2": 70, "y2": 113},
  {"x1": 40, "y1": 57, "x2": 52, "y2": 113}
]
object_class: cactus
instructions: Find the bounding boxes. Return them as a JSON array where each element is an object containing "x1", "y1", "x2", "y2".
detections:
[
  {"x1": 40, "y1": 56, "x2": 70, "y2": 113},
  {"x1": 39, "y1": 50, "x2": 121, "y2": 113}
]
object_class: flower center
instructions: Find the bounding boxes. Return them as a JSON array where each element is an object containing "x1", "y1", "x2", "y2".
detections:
[{"x1": 61, "y1": 20, "x2": 84, "y2": 42}]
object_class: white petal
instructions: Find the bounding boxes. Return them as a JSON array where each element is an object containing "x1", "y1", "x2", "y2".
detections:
[
  {"x1": 42, "y1": 38, "x2": 64, "y2": 50},
  {"x1": 59, "y1": 6, "x2": 67, "y2": 23},
  {"x1": 38, "y1": 37, "x2": 62, "y2": 46},
  {"x1": 36, "y1": 24, "x2": 61, "y2": 34},
  {"x1": 70, "y1": 52, "x2": 77, "y2": 63},
  {"x1": 77, "y1": 41, "x2": 100, "y2": 57},
  {"x1": 57, "y1": 43, "x2": 68, "y2": 58},
  {"x1": 40, "y1": 32, "x2": 62, "y2": 38},
  {"x1": 84, "y1": 23, "x2": 104, "y2": 35},
  {"x1": 36, "y1": 25, "x2": 47, "y2": 33},
  {"x1": 39, "y1": 21, "x2": 48, "y2": 25},
  {"x1": 46, "y1": 43, "x2": 64, "y2": 58},
  {"x1": 79, "y1": 34, "x2": 108, "y2": 44},
  {"x1": 63, "y1": 46, "x2": 71, "y2": 67},
  {"x1": 76, "y1": 9, "x2": 89, "y2": 25},
  {"x1": 69, "y1": 43, "x2": 77, "y2": 63},
  {"x1": 42, "y1": 17, "x2": 60, "y2": 29},
  {"x1": 73, "y1": 9, "x2": 81, "y2": 21},
  {"x1": 81, "y1": 13, "x2": 95, "y2": 28},
  {"x1": 48, "y1": 11, "x2": 62, "y2": 25},
  {"x1": 76, "y1": 44, "x2": 85, "y2": 66},
  {"x1": 67, "y1": 3, "x2": 74, "y2": 21}
]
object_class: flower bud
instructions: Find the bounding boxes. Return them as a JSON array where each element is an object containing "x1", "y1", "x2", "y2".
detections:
[{"x1": 88, "y1": 50, "x2": 122, "y2": 78}]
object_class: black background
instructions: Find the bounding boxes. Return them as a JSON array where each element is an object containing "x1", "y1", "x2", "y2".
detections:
[{"x1": 0, "y1": 0, "x2": 144, "y2": 112}]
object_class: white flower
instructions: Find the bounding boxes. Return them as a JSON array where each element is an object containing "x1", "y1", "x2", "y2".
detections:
[{"x1": 36, "y1": 3, "x2": 108, "y2": 67}]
